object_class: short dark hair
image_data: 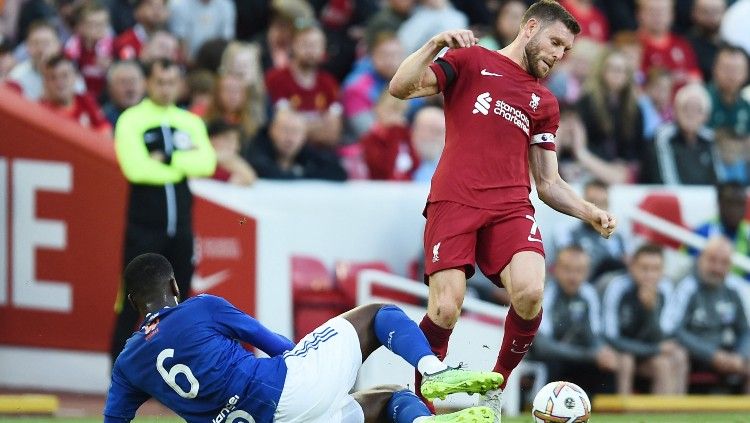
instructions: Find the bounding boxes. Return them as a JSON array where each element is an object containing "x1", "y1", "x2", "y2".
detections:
[
  {"x1": 44, "y1": 53, "x2": 74, "y2": 71},
  {"x1": 75, "y1": 0, "x2": 108, "y2": 26},
  {"x1": 124, "y1": 253, "x2": 174, "y2": 301},
  {"x1": 143, "y1": 58, "x2": 180, "y2": 78},
  {"x1": 717, "y1": 180, "x2": 747, "y2": 200},
  {"x1": 556, "y1": 244, "x2": 587, "y2": 260},
  {"x1": 207, "y1": 119, "x2": 241, "y2": 138},
  {"x1": 27, "y1": 20, "x2": 57, "y2": 40},
  {"x1": 632, "y1": 243, "x2": 664, "y2": 261},
  {"x1": 522, "y1": 0, "x2": 581, "y2": 35}
]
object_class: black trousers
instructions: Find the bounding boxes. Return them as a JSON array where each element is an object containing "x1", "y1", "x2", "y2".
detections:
[{"x1": 109, "y1": 222, "x2": 194, "y2": 364}]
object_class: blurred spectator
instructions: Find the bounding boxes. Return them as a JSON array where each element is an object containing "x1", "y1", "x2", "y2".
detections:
[
  {"x1": 673, "y1": 236, "x2": 750, "y2": 393},
  {"x1": 531, "y1": 245, "x2": 631, "y2": 395},
  {"x1": 192, "y1": 37, "x2": 228, "y2": 73},
  {"x1": 102, "y1": 60, "x2": 145, "y2": 126},
  {"x1": 720, "y1": 0, "x2": 750, "y2": 56},
  {"x1": 598, "y1": 0, "x2": 637, "y2": 34},
  {"x1": 559, "y1": 0, "x2": 609, "y2": 42},
  {"x1": 1, "y1": 0, "x2": 25, "y2": 44},
  {"x1": 111, "y1": 58, "x2": 216, "y2": 363},
  {"x1": 411, "y1": 105, "x2": 445, "y2": 183},
  {"x1": 39, "y1": 53, "x2": 111, "y2": 135},
  {"x1": 186, "y1": 69, "x2": 215, "y2": 115},
  {"x1": 396, "y1": 0, "x2": 468, "y2": 55},
  {"x1": 715, "y1": 128, "x2": 750, "y2": 184},
  {"x1": 576, "y1": 48, "x2": 643, "y2": 183},
  {"x1": 478, "y1": 0, "x2": 525, "y2": 50},
  {"x1": 641, "y1": 83, "x2": 720, "y2": 184},
  {"x1": 450, "y1": 0, "x2": 492, "y2": 27},
  {"x1": 602, "y1": 244, "x2": 689, "y2": 394},
  {"x1": 343, "y1": 31, "x2": 404, "y2": 140},
  {"x1": 550, "y1": 180, "x2": 627, "y2": 282},
  {"x1": 637, "y1": 0, "x2": 701, "y2": 87},
  {"x1": 217, "y1": 41, "x2": 267, "y2": 135},
  {"x1": 266, "y1": 24, "x2": 343, "y2": 147},
  {"x1": 168, "y1": 0, "x2": 236, "y2": 60},
  {"x1": 612, "y1": 31, "x2": 644, "y2": 84},
  {"x1": 9, "y1": 20, "x2": 63, "y2": 100},
  {"x1": 315, "y1": 0, "x2": 379, "y2": 82},
  {"x1": 106, "y1": 0, "x2": 135, "y2": 35},
  {"x1": 688, "y1": 182, "x2": 750, "y2": 279},
  {"x1": 708, "y1": 44, "x2": 750, "y2": 136},
  {"x1": 257, "y1": 0, "x2": 314, "y2": 71},
  {"x1": 365, "y1": 0, "x2": 414, "y2": 49},
  {"x1": 138, "y1": 29, "x2": 179, "y2": 63},
  {"x1": 113, "y1": 0, "x2": 169, "y2": 61},
  {"x1": 546, "y1": 37, "x2": 603, "y2": 105},
  {"x1": 360, "y1": 92, "x2": 416, "y2": 180},
  {"x1": 247, "y1": 108, "x2": 347, "y2": 181},
  {"x1": 63, "y1": 1, "x2": 113, "y2": 98},
  {"x1": 207, "y1": 119, "x2": 256, "y2": 186},
  {"x1": 16, "y1": 0, "x2": 63, "y2": 45},
  {"x1": 0, "y1": 40, "x2": 17, "y2": 82},
  {"x1": 686, "y1": 0, "x2": 727, "y2": 81},
  {"x1": 638, "y1": 67, "x2": 674, "y2": 140},
  {"x1": 202, "y1": 73, "x2": 262, "y2": 142}
]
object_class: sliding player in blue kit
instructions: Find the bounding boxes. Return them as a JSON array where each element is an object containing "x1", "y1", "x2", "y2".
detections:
[{"x1": 104, "y1": 253, "x2": 502, "y2": 423}]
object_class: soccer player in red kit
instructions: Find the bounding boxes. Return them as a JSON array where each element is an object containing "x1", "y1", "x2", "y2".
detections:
[{"x1": 389, "y1": 0, "x2": 617, "y2": 415}]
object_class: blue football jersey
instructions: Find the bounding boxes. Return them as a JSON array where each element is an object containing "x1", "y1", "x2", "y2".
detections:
[{"x1": 104, "y1": 294, "x2": 295, "y2": 423}]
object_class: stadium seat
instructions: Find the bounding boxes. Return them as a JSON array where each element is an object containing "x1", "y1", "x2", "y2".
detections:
[
  {"x1": 290, "y1": 255, "x2": 348, "y2": 341},
  {"x1": 335, "y1": 260, "x2": 420, "y2": 307},
  {"x1": 632, "y1": 193, "x2": 685, "y2": 249}
]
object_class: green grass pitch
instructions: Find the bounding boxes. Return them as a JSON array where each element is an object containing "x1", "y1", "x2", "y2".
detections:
[{"x1": 3, "y1": 414, "x2": 750, "y2": 423}]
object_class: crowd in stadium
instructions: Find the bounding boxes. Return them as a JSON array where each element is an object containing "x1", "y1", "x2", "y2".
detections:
[
  {"x1": 0, "y1": 0, "x2": 747, "y2": 185},
  {"x1": 2, "y1": 0, "x2": 750, "y2": 402}
]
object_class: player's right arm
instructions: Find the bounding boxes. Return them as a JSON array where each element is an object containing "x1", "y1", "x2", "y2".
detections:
[
  {"x1": 103, "y1": 365, "x2": 150, "y2": 423},
  {"x1": 388, "y1": 29, "x2": 478, "y2": 99}
]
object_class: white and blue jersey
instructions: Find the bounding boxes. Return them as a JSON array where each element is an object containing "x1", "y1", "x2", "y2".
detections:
[{"x1": 103, "y1": 294, "x2": 295, "y2": 423}]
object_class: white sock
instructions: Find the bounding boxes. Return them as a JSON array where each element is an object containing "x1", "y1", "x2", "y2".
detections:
[
  {"x1": 417, "y1": 355, "x2": 448, "y2": 375},
  {"x1": 413, "y1": 417, "x2": 431, "y2": 423}
]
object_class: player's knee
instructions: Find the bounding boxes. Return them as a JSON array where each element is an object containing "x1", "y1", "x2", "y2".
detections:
[
  {"x1": 433, "y1": 298, "x2": 461, "y2": 326},
  {"x1": 511, "y1": 284, "x2": 544, "y2": 315}
]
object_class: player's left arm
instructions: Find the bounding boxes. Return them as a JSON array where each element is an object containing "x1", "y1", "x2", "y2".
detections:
[{"x1": 529, "y1": 146, "x2": 616, "y2": 239}]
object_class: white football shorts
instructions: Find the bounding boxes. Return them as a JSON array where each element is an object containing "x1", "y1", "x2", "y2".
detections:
[{"x1": 273, "y1": 317, "x2": 365, "y2": 423}]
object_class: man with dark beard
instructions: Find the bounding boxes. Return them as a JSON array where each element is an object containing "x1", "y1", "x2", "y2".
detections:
[{"x1": 389, "y1": 0, "x2": 617, "y2": 416}]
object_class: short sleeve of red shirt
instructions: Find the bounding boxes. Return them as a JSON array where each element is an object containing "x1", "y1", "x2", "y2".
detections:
[
  {"x1": 428, "y1": 47, "x2": 473, "y2": 93},
  {"x1": 530, "y1": 94, "x2": 559, "y2": 152}
]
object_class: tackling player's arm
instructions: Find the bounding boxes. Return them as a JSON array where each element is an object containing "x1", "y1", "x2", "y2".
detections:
[
  {"x1": 529, "y1": 146, "x2": 616, "y2": 239},
  {"x1": 389, "y1": 30, "x2": 478, "y2": 99},
  {"x1": 209, "y1": 296, "x2": 295, "y2": 356},
  {"x1": 103, "y1": 366, "x2": 150, "y2": 423}
]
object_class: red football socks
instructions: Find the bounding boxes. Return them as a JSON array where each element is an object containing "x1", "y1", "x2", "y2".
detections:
[
  {"x1": 493, "y1": 306, "x2": 542, "y2": 389},
  {"x1": 415, "y1": 314, "x2": 453, "y2": 412}
]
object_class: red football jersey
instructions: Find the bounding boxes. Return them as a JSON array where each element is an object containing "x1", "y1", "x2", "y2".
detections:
[
  {"x1": 640, "y1": 32, "x2": 701, "y2": 82},
  {"x1": 113, "y1": 26, "x2": 147, "y2": 61},
  {"x1": 265, "y1": 67, "x2": 340, "y2": 113},
  {"x1": 40, "y1": 93, "x2": 112, "y2": 134},
  {"x1": 428, "y1": 46, "x2": 559, "y2": 210}
]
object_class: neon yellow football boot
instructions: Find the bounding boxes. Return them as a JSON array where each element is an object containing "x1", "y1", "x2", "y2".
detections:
[{"x1": 420, "y1": 365, "x2": 504, "y2": 400}]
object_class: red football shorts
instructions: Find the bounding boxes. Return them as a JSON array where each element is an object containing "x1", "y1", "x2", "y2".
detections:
[{"x1": 423, "y1": 200, "x2": 545, "y2": 286}]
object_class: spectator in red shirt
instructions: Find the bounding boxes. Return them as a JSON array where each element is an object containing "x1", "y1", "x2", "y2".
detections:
[
  {"x1": 360, "y1": 91, "x2": 417, "y2": 180},
  {"x1": 64, "y1": 1, "x2": 114, "y2": 98},
  {"x1": 40, "y1": 54, "x2": 111, "y2": 136},
  {"x1": 113, "y1": 0, "x2": 169, "y2": 61},
  {"x1": 560, "y1": 0, "x2": 610, "y2": 42},
  {"x1": 266, "y1": 24, "x2": 343, "y2": 147},
  {"x1": 218, "y1": 41, "x2": 268, "y2": 137},
  {"x1": 207, "y1": 119, "x2": 257, "y2": 186},
  {"x1": 637, "y1": 0, "x2": 702, "y2": 87}
]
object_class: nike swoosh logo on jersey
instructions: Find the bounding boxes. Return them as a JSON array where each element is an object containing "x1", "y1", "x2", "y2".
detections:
[
  {"x1": 192, "y1": 269, "x2": 231, "y2": 292},
  {"x1": 480, "y1": 69, "x2": 502, "y2": 77}
]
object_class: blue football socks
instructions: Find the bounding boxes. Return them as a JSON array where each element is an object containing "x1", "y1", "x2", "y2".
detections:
[
  {"x1": 374, "y1": 305, "x2": 437, "y2": 369},
  {"x1": 387, "y1": 389, "x2": 432, "y2": 423}
]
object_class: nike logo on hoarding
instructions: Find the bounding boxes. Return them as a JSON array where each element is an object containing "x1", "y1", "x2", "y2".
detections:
[
  {"x1": 192, "y1": 270, "x2": 231, "y2": 292},
  {"x1": 480, "y1": 69, "x2": 502, "y2": 77}
]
